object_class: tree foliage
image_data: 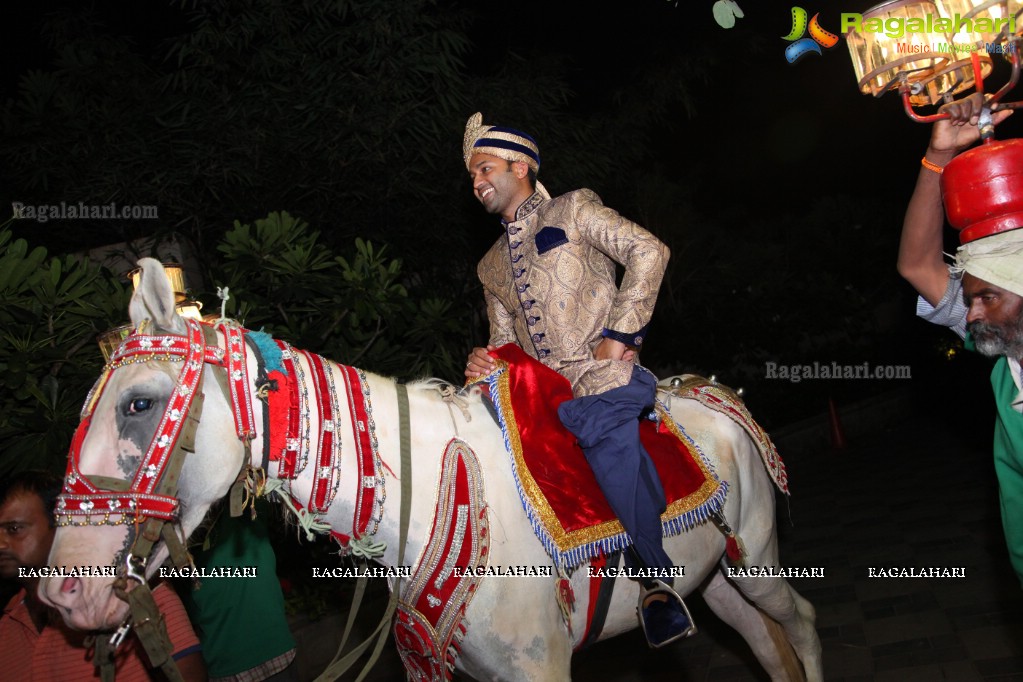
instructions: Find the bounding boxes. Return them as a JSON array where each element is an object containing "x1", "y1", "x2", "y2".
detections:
[
  {"x1": 1, "y1": 1, "x2": 512, "y2": 268},
  {"x1": 0, "y1": 213, "x2": 463, "y2": 477},
  {"x1": 6, "y1": 0, "x2": 882, "y2": 435},
  {"x1": 0, "y1": 227, "x2": 130, "y2": 476},
  {"x1": 213, "y1": 211, "x2": 462, "y2": 378}
]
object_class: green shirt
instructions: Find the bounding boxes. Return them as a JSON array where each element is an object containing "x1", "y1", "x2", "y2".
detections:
[
  {"x1": 966, "y1": 332, "x2": 1023, "y2": 586},
  {"x1": 182, "y1": 510, "x2": 296, "y2": 676},
  {"x1": 989, "y1": 354, "x2": 1023, "y2": 586}
]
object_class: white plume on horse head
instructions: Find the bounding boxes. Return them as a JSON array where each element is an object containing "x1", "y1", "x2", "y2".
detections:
[{"x1": 128, "y1": 257, "x2": 186, "y2": 334}]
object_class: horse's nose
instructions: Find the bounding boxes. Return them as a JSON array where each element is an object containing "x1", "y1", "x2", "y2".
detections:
[{"x1": 61, "y1": 576, "x2": 80, "y2": 594}]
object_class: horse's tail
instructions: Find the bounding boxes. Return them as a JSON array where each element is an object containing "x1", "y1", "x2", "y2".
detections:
[{"x1": 760, "y1": 609, "x2": 807, "y2": 682}]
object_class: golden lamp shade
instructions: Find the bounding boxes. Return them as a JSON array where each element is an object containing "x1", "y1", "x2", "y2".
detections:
[
  {"x1": 846, "y1": 1, "x2": 952, "y2": 100},
  {"x1": 846, "y1": 0, "x2": 998, "y2": 105},
  {"x1": 127, "y1": 262, "x2": 188, "y2": 303},
  {"x1": 97, "y1": 323, "x2": 134, "y2": 363},
  {"x1": 936, "y1": 0, "x2": 1020, "y2": 45},
  {"x1": 98, "y1": 262, "x2": 198, "y2": 360}
]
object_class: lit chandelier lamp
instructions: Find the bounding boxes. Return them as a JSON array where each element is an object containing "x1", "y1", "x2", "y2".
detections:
[
  {"x1": 846, "y1": 1, "x2": 958, "y2": 107},
  {"x1": 941, "y1": 0, "x2": 1016, "y2": 44},
  {"x1": 97, "y1": 263, "x2": 204, "y2": 362},
  {"x1": 941, "y1": 0, "x2": 1023, "y2": 106},
  {"x1": 848, "y1": 0, "x2": 1023, "y2": 243},
  {"x1": 845, "y1": 0, "x2": 1023, "y2": 119}
]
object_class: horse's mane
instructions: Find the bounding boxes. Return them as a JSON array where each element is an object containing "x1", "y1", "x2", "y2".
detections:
[{"x1": 405, "y1": 377, "x2": 458, "y2": 392}]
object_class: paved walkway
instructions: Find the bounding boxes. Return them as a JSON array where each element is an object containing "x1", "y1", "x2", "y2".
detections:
[{"x1": 571, "y1": 409, "x2": 1023, "y2": 681}]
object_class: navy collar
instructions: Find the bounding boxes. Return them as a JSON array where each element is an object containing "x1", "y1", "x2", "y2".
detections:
[{"x1": 511, "y1": 190, "x2": 547, "y2": 223}]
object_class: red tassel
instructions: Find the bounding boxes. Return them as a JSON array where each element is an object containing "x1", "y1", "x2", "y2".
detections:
[
  {"x1": 725, "y1": 534, "x2": 743, "y2": 564},
  {"x1": 558, "y1": 578, "x2": 575, "y2": 611}
]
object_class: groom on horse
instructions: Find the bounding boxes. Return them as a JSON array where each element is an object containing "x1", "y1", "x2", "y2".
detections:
[{"x1": 461, "y1": 112, "x2": 696, "y2": 646}]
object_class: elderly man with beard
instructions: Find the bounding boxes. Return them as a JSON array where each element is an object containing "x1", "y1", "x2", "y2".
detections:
[{"x1": 899, "y1": 94, "x2": 1023, "y2": 587}]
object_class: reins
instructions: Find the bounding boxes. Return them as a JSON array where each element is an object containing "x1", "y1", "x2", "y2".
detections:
[{"x1": 314, "y1": 382, "x2": 412, "y2": 682}]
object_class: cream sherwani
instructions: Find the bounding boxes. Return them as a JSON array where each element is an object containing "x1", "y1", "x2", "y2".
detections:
[{"x1": 478, "y1": 188, "x2": 669, "y2": 396}]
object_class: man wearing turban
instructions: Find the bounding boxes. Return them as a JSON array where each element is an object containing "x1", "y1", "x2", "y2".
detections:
[
  {"x1": 899, "y1": 95, "x2": 1023, "y2": 587},
  {"x1": 461, "y1": 113, "x2": 693, "y2": 646}
]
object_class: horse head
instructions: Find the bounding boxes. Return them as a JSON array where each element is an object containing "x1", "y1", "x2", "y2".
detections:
[{"x1": 40, "y1": 259, "x2": 246, "y2": 630}]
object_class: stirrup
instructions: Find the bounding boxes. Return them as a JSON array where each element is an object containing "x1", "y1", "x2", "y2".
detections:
[{"x1": 637, "y1": 579, "x2": 697, "y2": 648}]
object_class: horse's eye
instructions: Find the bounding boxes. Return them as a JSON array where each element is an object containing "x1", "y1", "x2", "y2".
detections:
[{"x1": 128, "y1": 398, "x2": 153, "y2": 414}]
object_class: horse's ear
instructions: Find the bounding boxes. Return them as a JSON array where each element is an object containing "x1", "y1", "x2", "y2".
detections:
[{"x1": 128, "y1": 258, "x2": 186, "y2": 334}]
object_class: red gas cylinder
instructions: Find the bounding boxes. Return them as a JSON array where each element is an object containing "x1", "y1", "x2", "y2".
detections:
[{"x1": 942, "y1": 138, "x2": 1023, "y2": 244}]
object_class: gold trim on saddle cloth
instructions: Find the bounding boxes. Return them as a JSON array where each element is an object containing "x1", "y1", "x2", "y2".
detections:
[
  {"x1": 471, "y1": 359, "x2": 727, "y2": 569},
  {"x1": 661, "y1": 376, "x2": 789, "y2": 495},
  {"x1": 394, "y1": 438, "x2": 489, "y2": 681}
]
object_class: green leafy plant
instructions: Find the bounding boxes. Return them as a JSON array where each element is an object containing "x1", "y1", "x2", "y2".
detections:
[
  {"x1": 0, "y1": 227, "x2": 130, "y2": 476},
  {"x1": 213, "y1": 211, "x2": 462, "y2": 379}
]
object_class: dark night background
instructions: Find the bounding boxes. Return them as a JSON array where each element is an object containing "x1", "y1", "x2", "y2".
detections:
[
  {"x1": 3, "y1": 2, "x2": 1023, "y2": 678},
  {"x1": 5, "y1": 0, "x2": 1020, "y2": 430}
]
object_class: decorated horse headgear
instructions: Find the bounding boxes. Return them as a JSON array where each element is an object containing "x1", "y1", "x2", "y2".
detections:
[
  {"x1": 463, "y1": 112, "x2": 541, "y2": 173},
  {"x1": 58, "y1": 319, "x2": 256, "y2": 553},
  {"x1": 54, "y1": 288, "x2": 388, "y2": 680}
]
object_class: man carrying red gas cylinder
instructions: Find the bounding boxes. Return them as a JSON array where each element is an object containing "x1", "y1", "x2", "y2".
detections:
[{"x1": 899, "y1": 93, "x2": 1023, "y2": 588}]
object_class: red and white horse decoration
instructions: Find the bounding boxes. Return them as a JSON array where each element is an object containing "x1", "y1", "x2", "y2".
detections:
[{"x1": 40, "y1": 259, "x2": 822, "y2": 681}]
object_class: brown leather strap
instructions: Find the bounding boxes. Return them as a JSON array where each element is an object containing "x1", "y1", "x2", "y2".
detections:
[{"x1": 125, "y1": 584, "x2": 184, "y2": 682}]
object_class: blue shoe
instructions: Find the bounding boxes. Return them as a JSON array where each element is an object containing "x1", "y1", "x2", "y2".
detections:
[{"x1": 638, "y1": 581, "x2": 697, "y2": 648}]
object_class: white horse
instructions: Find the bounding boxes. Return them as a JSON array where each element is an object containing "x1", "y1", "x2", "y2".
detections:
[{"x1": 40, "y1": 259, "x2": 822, "y2": 681}]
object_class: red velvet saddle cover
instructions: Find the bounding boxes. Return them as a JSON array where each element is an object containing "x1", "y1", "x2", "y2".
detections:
[{"x1": 470, "y1": 344, "x2": 726, "y2": 568}]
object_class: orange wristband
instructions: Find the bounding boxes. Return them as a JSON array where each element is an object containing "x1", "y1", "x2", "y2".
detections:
[{"x1": 921, "y1": 156, "x2": 944, "y2": 174}]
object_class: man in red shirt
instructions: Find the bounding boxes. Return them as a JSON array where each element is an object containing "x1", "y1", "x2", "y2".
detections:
[{"x1": 0, "y1": 470, "x2": 206, "y2": 680}]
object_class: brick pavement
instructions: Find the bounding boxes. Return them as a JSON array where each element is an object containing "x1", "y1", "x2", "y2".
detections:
[{"x1": 571, "y1": 409, "x2": 1023, "y2": 681}]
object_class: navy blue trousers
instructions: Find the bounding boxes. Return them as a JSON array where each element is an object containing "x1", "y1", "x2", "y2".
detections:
[{"x1": 558, "y1": 367, "x2": 673, "y2": 573}]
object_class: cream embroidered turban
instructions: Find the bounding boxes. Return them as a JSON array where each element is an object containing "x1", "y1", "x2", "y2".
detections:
[{"x1": 463, "y1": 112, "x2": 540, "y2": 173}]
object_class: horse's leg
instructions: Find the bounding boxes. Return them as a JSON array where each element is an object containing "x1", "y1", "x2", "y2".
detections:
[
  {"x1": 700, "y1": 570, "x2": 807, "y2": 681},
  {"x1": 712, "y1": 419, "x2": 823, "y2": 682},
  {"x1": 722, "y1": 569, "x2": 822, "y2": 682}
]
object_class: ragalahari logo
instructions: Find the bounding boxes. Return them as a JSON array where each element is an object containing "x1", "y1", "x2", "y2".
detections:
[{"x1": 783, "y1": 7, "x2": 839, "y2": 64}]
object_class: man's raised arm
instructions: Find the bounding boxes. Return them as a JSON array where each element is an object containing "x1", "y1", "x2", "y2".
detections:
[{"x1": 899, "y1": 94, "x2": 1012, "y2": 305}]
